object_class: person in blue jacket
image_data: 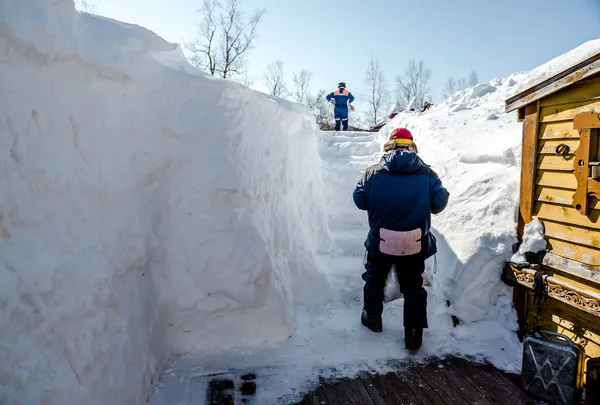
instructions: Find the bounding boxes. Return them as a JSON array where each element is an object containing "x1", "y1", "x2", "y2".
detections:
[
  {"x1": 353, "y1": 127, "x2": 449, "y2": 351},
  {"x1": 326, "y1": 82, "x2": 355, "y2": 131}
]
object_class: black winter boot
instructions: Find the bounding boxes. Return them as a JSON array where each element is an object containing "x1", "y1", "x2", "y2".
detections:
[
  {"x1": 361, "y1": 310, "x2": 382, "y2": 332},
  {"x1": 404, "y1": 327, "x2": 423, "y2": 351}
]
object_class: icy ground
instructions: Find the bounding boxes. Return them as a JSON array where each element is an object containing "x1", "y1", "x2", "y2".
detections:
[{"x1": 147, "y1": 130, "x2": 523, "y2": 405}]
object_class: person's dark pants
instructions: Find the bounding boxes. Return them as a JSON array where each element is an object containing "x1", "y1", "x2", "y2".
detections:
[
  {"x1": 334, "y1": 108, "x2": 349, "y2": 131},
  {"x1": 362, "y1": 252, "x2": 428, "y2": 328}
]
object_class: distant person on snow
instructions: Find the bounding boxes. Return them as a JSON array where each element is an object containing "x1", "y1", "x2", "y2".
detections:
[
  {"x1": 352, "y1": 127, "x2": 449, "y2": 351},
  {"x1": 326, "y1": 82, "x2": 355, "y2": 131}
]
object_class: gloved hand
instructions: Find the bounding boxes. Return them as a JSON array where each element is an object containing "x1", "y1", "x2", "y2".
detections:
[
  {"x1": 349, "y1": 103, "x2": 355, "y2": 111},
  {"x1": 328, "y1": 102, "x2": 334, "y2": 109}
]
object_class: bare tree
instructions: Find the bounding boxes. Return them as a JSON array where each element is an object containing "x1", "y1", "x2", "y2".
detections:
[
  {"x1": 395, "y1": 59, "x2": 431, "y2": 110},
  {"x1": 238, "y1": 70, "x2": 256, "y2": 87},
  {"x1": 291, "y1": 70, "x2": 312, "y2": 104},
  {"x1": 442, "y1": 77, "x2": 457, "y2": 99},
  {"x1": 309, "y1": 89, "x2": 334, "y2": 130},
  {"x1": 187, "y1": 0, "x2": 265, "y2": 80},
  {"x1": 468, "y1": 69, "x2": 479, "y2": 86},
  {"x1": 457, "y1": 78, "x2": 467, "y2": 91},
  {"x1": 364, "y1": 56, "x2": 390, "y2": 125},
  {"x1": 75, "y1": 0, "x2": 99, "y2": 13},
  {"x1": 187, "y1": 0, "x2": 219, "y2": 75},
  {"x1": 263, "y1": 60, "x2": 287, "y2": 97}
]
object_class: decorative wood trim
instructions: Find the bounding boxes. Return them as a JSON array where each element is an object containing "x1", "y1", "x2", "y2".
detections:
[
  {"x1": 509, "y1": 266, "x2": 600, "y2": 318},
  {"x1": 573, "y1": 111, "x2": 600, "y2": 129},
  {"x1": 506, "y1": 52, "x2": 600, "y2": 112},
  {"x1": 542, "y1": 252, "x2": 600, "y2": 286},
  {"x1": 573, "y1": 128, "x2": 591, "y2": 214}
]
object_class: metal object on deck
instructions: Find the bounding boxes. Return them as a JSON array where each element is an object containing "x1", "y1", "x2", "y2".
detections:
[{"x1": 522, "y1": 329, "x2": 585, "y2": 405}]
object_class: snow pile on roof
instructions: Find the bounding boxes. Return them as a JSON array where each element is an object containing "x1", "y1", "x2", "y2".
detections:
[
  {"x1": 513, "y1": 39, "x2": 600, "y2": 94},
  {"x1": 0, "y1": 1, "x2": 331, "y2": 404}
]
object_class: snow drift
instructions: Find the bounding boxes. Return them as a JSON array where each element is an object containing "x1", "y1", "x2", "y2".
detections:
[{"x1": 0, "y1": 1, "x2": 331, "y2": 404}]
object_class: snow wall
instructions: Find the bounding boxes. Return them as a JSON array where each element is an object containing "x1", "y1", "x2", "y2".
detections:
[
  {"x1": 378, "y1": 39, "x2": 600, "y2": 349},
  {"x1": 0, "y1": 1, "x2": 332, "y2": 404}
]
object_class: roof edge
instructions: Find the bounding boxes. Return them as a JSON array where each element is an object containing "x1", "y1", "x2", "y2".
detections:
[{"x1": 505, "y1": 52, "x2": 600, "y2": 113}]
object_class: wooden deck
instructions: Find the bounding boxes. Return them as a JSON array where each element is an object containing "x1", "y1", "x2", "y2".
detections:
[{"x1": 296, "y1": 357, "x2": 542, "y2": 405}]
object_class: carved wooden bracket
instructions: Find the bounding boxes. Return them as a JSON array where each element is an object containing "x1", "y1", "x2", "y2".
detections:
[
  {"x1": 510, "y1": 266, "x2": 600, "y2": 318},
  {"x1": 572, "y1": 111, "x2": 600, "y2": 215}
]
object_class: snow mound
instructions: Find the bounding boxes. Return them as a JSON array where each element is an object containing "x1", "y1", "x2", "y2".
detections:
[
  {"x1": 0, "y1": 1, "x2": 331, "y2": 404},
  {"x1": 380, "y1": 37, "x2": 600, "y2": 334},
  {"x1": 511, "y1": 217, "x2": 547, "y2": 264}
]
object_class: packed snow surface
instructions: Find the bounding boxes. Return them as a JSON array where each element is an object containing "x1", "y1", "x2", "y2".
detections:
[{"x1": 2, "y1": 1, "x2": 600, "y2": 404}]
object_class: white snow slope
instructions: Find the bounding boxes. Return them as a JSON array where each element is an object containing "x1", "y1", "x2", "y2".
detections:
[{"x1": 0, "y1": 1, "x2": 332, "y2": 404}]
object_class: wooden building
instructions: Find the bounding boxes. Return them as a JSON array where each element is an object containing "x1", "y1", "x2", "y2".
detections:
[{"x1": 504, "y1": 52, "x2": 600, "y2": 396}]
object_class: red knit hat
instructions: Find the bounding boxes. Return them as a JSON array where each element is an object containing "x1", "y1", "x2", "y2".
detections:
[{"x1": 389, "y1": 128, "x2": 413, "y2": 145}]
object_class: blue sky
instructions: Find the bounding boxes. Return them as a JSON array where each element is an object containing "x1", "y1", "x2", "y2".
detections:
[{"x1": 97, "y1": 0, "x2": 600, "y2": 106}]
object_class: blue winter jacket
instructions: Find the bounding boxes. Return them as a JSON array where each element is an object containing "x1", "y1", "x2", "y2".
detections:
[
  {"x1": 326, "y1": 87, "x2": 355, "y2": 116},
  {"x1": 353, "y1": 149, "x2": 449, "y2": 259}
]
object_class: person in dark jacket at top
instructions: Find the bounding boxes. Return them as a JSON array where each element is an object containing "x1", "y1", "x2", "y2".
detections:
[
  {"x1": 353, "y1": 127, "x2": 449, "y2": 351},
  {"x1": 326, "y1": 82, "x2": 355, "y2": 131}
]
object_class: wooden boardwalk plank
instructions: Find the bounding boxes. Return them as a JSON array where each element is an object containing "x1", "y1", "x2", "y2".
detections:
[
  {"x1": 297, "y1": 359, "x2": 545, "y2": 405},
  {"x1": 347, "y1": 379, "x2": 376, "y2": 405},
  {"x1": 433, "y1": 361, "x2": 494, "y2": 405},
  {"x1": 381, "y1": 371, "x2": 422, "y2": 405},
  {"x1": 326, "y1": 380, "x2": 354, "y2": 405},
  {"x1": 398, "y1": 367, "x2": 446, "y2": 405},
  {"x1": 319, "y1": 379, "x2": 338, "y2": 404},
  {"x1": 366, "y1": 374, "x2": 408, "y2": 405},
  {"x1": 470, "y1": 363, "x2": 538, "y2": 405},
  {"x1": 337, "y1": 379, "x2": 365, "y2": 405},
  {"x1": 416, "y1": 362, "x2": 469, "y2": 405},
  {"x1": 359, "y1": 376, "x2": 390, "y2": 405},
  {"x1": 447, "y1": 357, "x2": 513, "y2": 404}
]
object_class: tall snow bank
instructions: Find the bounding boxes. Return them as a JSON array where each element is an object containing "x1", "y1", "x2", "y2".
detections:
[
  {"x1": 0, "y1": 1, "x2": 331, "y2": 404},
  {"x1": 379, "y1": 38, "x2": 600, "y2": 348}
]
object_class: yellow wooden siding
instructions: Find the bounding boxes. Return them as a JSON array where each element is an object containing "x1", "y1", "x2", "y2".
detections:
[
  {"x1": 534, "y1": 203, "x2": 600, "y2": 230},
  {"x1": 516, "y1": 74, "x2": 600, "y2": 388},
  {"x1": 536, "y1": 186, "x2": 600, "y2": 209},
  {"x1": 531, "y1": 88, "x2": 600, "y2": 266},
  {"x1": 537, "y1": 139, "x2": 580, "y2": 155},
  {"x1": 539, "y1": 100, "x2": 600, "y2": 123},
  {"x1": 543, "y1": 220, "x2": 600, "y2": 249},
  {"x1": 536, "y1": 170, "x2": 577, "y2": 189},
  {"x1": 540, "y1": 76, "x2": 600, "y2": 107},
  {"x1": 546, "y1": 237, "x2": 600, "y2": 266},
  {"x1": 536, "y1": 155, "x2": 576, "y2": 171},
  {"x1": 539, "y1": 122, "x2": 580, "y2": 140}
]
